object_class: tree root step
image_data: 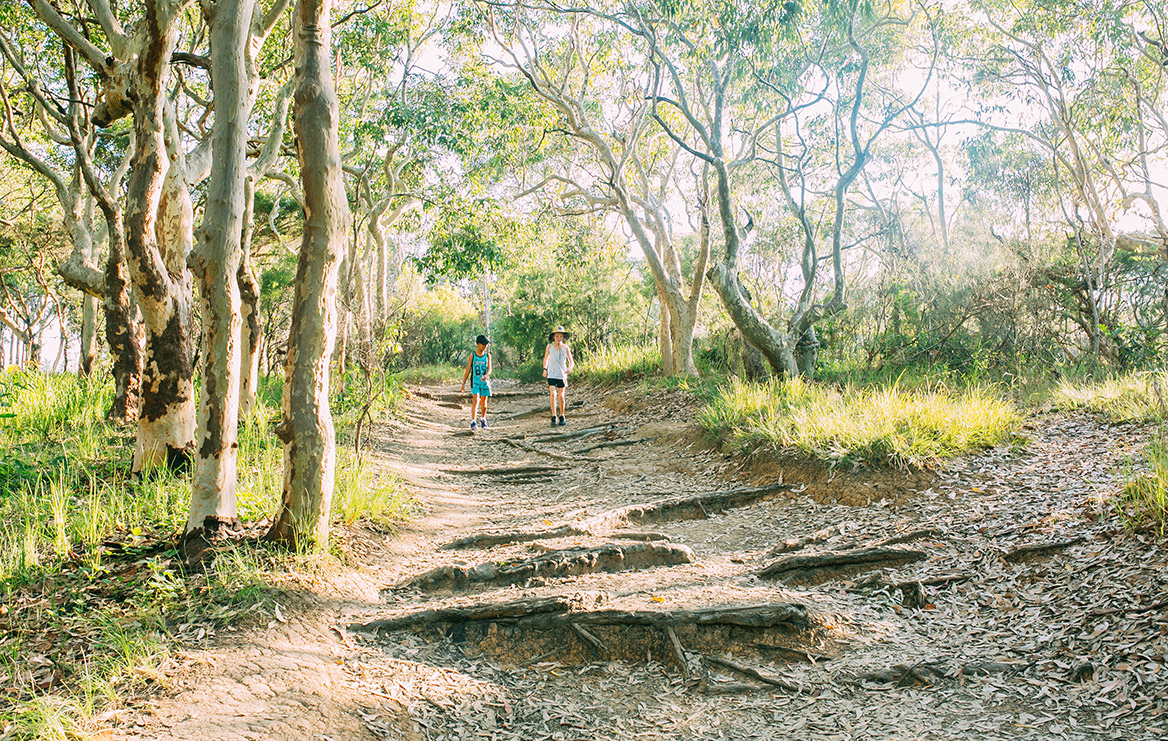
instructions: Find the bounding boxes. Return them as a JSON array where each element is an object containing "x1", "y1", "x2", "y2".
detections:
[
  {"x1": 393, "y1": 542, "x2": 696, "y2": 592},
  {"x1": 353, "y1": 600, "x2": 815, "y2": 668},
  {"x1": 1002, "y1": 537, "x2": 1085, "y2": 563},
  {"x1": 441, "y1": 483, "x2": 791, "y2": 550},
  {"x1": 756, "y1": 546, "x2": 928, "y2": 585}
]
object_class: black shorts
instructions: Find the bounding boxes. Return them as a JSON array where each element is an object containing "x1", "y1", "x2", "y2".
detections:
[{"x1": 547, "y1": 378, "x2": 566, "y2": 388}]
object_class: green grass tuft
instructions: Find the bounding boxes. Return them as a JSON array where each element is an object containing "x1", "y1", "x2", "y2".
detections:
[
  {"x1": 574, "y1": 343, "x2": 660, "y2": 384},
  {"x1": 1050, "y1": 371, "x2": 1168, "y2": 423},
  {"x1": 699, "y1": 376, "x2": 1021, "y2": 469}
]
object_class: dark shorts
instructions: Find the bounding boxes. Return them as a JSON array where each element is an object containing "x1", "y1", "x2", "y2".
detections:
[{"x1": 547, "y1": 378, "x2": 566, "y2": 388}]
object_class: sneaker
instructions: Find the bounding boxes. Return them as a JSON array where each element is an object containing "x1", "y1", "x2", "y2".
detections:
[
  {"x1": 478, "y1": 419, "x2": 488, "y2": 429},
  {"x1": 551, "y1": 416, "x2": 558, "y2": 426},
  {"x1": 470, "y1": 421, "x2": 477, "y2": 430},
  {"x1": 558, "y1": 415, "x2": 566, "y2": 426}
]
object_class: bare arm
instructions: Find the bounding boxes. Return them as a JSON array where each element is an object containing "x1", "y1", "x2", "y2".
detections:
[
  {"x1": 460, "y1": 353, "x2": 473, "y2": 390},
  {"x1": 485, "y1": 352, "x2": 493, "y2": 378},
  {"x1": 542, "y1": 344, "x2": 550, "y2": 377},
  {"x1": 566, "y1": 346, "x2": 575, "y2": 374}
]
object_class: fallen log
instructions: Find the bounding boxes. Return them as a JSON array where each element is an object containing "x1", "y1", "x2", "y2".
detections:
[
  {"x1": 1002, "y1": 537, "x2": 1085, "y2": 563},
  {"x1": 441, "y1": 483, "x2": 791, "y2": 550},
  {"x1": 393, "y1": 542, "x2": 696, "y2": 592},
  {"x1": 756, "y1": 546, "x2": 928, "y2": 586}
]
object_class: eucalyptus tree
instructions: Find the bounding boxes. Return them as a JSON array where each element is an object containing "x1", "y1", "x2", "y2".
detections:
[
  {"x1": 478, "y1": 1, "x2": 709, "y2": 377},
  {"x1": 22, "y1": 0, "x2": 203, "y2": 470},
  {"x1": 0, "y1": 20, "x2": 142, "y2": 418},
  {"x1": 267, "y1": 0, "x2": 350, "y2": 549},
  {"x1": 970, "y1": 0, "x2": 1168, "y2": 361},
  {"x1": 632, "y1": 0, "x2": 930, "y2": 377}
]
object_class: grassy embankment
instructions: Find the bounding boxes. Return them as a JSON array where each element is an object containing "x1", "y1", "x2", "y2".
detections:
[
  {"x1": 1052, "y1": 372, "x2": 1168, "y2": 534},
  {"x1": 0, "y1": 369, "x2": 415, "y2": 740},
  {"x1": 574, "y1": 343, "x2": 1022, "y2": 469}
]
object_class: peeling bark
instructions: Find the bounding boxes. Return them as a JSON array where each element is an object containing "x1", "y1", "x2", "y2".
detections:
[
  {"x1": 185, "y1": 0, "x2": 258, "y2": 550},
  {"x1": 266, "y1": 0, "x2": 349, "y2": 549}
]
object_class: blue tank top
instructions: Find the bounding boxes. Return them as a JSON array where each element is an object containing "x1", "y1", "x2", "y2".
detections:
[{"x1": 472, "y1": 351, "x2": 489, "y2": 380}]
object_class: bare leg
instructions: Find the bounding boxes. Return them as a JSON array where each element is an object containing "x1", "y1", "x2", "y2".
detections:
[
  {"x1": 557, "y1": 387, "x2": 567, "y2": 417},
  {"x1": 549, "y1": 386, "x2": 557, "y2": 419},
  {"x1": 479, "y1": 395, "x2": 488, "y2": 419}
]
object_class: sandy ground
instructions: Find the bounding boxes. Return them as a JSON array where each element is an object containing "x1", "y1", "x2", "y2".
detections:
[{"x1": 116, "y1": 382, "x2": 1168, "y2": 741}]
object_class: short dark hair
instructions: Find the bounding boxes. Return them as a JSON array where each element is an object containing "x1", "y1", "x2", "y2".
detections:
[{"x1": 476, "y1": 334, "x2": 490, "y2": 346}]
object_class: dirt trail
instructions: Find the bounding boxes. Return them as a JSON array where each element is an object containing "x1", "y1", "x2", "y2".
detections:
[{"x1": 120, "y1": 383, "x2": 1168, "y2": 740}]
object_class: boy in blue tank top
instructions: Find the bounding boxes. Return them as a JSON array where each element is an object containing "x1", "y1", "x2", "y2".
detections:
[{"x1": 460, "y1": 334, "x2": 493, "y2": 429}]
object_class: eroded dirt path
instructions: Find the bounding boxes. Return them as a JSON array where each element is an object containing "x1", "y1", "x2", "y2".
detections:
[{"x1": 122, "y1": 384, "x2": 1168, "y2": 740}]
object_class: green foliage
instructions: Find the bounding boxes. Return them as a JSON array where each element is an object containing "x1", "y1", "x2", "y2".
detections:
[
  {"x1": 700, "y1": 377, "x2": 1021, "y2": 468},
  {"x1": 415, "y1": 198, "x2": 521, "y2": 284},
  {"x1": 390, "y1": 272, "x2": 481, "y2": 368}
]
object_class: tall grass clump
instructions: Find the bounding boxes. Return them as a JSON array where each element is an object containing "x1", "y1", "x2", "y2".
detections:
[
  {"x1": 0, "y1": 369, "x2": 416, "y2": 739},
  {"x1": 574, "y1": 343, "x2": 660, "y2": 384},
  {"x1": 700, "y1": 377, "x2": 1021, "y2": 469},
  {"x1": 1051, "y1": 371, "x2": 1168, "y2": 423},
  {"x1": 1118, "y1": 427, "x2": 1168, "y2": 536}
]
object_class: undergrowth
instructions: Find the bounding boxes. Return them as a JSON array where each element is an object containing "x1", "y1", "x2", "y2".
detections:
[
  {"x1": 0, "y1": 368, "x2": 415, "y2": 740},
  {"x1": 699, "y1": 376, "x2": 1021, "y2": 469},
  {"x1": 574, "y1": 343, "x2": 660, "y2": 385}
]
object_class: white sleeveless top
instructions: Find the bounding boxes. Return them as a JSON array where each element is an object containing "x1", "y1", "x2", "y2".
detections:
[{"x1": 546, "y1": 344, "x2": 570, "y2": 379}]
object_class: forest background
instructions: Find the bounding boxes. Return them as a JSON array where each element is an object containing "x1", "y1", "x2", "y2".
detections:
[{"x1": 1, "y1": 0, "x2": 1168, "y2": 737}]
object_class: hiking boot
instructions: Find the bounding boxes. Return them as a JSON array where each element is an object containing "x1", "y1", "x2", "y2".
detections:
[{"x1": 558, "y1": 415, "x2": 566, "y2": 426}]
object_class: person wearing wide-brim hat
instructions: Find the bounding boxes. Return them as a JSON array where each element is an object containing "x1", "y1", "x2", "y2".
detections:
[{"x1": 542, "y1": 325, "x2": 574, "y2": 426}]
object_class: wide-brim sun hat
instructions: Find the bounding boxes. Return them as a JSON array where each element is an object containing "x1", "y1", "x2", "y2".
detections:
[{"x1": 548, "y1": 325, "x2": 571, "y2": 341}]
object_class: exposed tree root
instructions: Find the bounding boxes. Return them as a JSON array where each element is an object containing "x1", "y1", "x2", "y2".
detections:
[
  {"x1": 768, "y1": 526, "x2": 839, "y2": 555},
  {"x1": 571, "y1": 438, "x2": 647, "y2": 455},
  {"x1": 529, "y1": 424, "x2": 621, "y2": 442},
  {"x1": 393, "y1": 542, "x2": 696, "y2": 592},
  {"x1": 852, "y1": 660, "x2": 1018, "y2": 687},
  {"x1": 872, "y1": 527, "x2": 945, "y2": 547},
  {"x1": 1002, "y1": 537, "x2": 1085, "y2": 563},
  {"x1": 441, "y1": 483, "x2": 791, "y2": 550},
  {"x1": 497, "y1": 437, "x2": 596, "y2": 463},
  {"x1": 703, "y1": 655, "x2": 803, "y2": 693},
  {"x1": 498, "y1": 401, "x2": 584, "y2": 421},
  {"x1": 440, "y1": 464, "x2": 559, "y2": 476},
  {"x1": 355, "y1": 600, "x2": 814, "y2": 668},
  {"x1": 756, "y1": 546, "x2": 928, "y2": 586}
]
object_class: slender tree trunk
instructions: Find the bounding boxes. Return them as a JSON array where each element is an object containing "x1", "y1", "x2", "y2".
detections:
[
  {"x1": 267, "y1": 0, "x2": 349, "y2": 549},
  {"x1": 123, "y1": 3, "x2": 196, "y2": 471},
  {"x1": 184, "y1": 0, "x2": 257, "y2": 560},
  {"x1": 239, "y1": 176, "x2": 263, "y2": 415},
  {"x1": 79, "y1": 293, "x2": 99, "y2": 377}
]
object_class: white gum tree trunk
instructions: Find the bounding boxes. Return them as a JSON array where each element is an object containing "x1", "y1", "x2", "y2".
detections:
[
  {"x1": 184, "y1": 0, "x2": 258, "y2": 555},
  {"x1": 267, "y1": 0, "x2": 349, "y2": 549}
]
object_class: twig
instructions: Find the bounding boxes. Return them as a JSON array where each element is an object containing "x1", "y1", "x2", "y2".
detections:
[
  {"x1": 666, "y1": 626, "x2": 688, "y2": 676},
  {"x1": 570, "y1": 623, "x2": 606, "y2": 659}
]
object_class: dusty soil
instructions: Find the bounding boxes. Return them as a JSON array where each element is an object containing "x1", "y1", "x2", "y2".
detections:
[{"x1": 117, "y1": 382, "x2": 1168, "y2": 740}]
